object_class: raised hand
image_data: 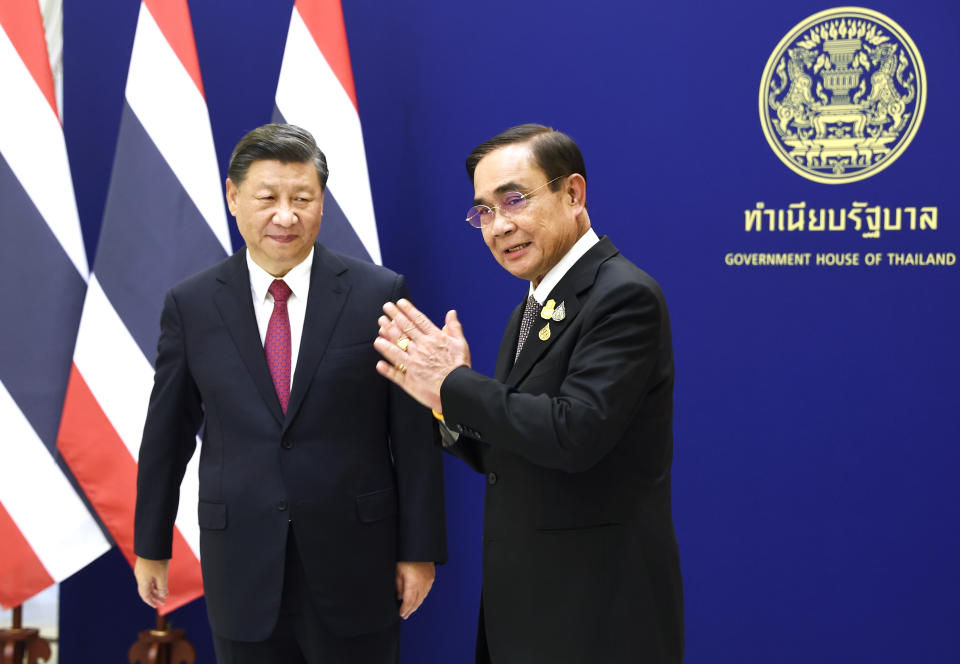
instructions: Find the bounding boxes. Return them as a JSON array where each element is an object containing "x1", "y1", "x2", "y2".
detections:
[{"x1": 373, "y1": 299, "x2": 470, "y2": 413}]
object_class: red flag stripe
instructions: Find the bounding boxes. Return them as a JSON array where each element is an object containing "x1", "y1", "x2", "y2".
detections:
[
  {"x1": 0, "y1": 0, "x2": 57, "y2": 118},
  {"x1": 0, "y1": 502, "x2": 54, "y2": 610},
  {"x1": 142, "y1": 0, "x2": 204, "y2": 98},
  {"x1": 58, "y1": 365, "x2": 203, "y2": 613},
  {"x1": 294, "y1": 0, "x2": 358, "y2": 110}
]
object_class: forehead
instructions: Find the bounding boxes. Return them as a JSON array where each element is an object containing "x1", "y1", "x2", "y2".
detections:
[
  {"x1": 242, "y1": 159, "x2": 320, "y2": 189},
  {"x1": 473, "y1": 143, "x2": 545, "y2": 197}
]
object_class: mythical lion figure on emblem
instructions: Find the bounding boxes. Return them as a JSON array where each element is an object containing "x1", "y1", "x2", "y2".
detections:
[{"x1": 768, "y1": 37, "x2": 916, "y2": 142}]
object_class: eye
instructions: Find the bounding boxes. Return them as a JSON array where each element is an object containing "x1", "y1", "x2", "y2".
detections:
[
  {"x1": 466, "y1": 205, "x2": 492, "y2": 227},
  {"x1": 501, "y1": 192, "x2": 525, "y2": 209}
]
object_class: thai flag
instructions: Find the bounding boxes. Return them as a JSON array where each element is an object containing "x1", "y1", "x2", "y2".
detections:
[
  {"x1": 0, "y1": 1, "x2": 110, "y2": 609},
  {"x1": 56, "y1": 0, "x2": 229, "y2": 614},
  {"x1": 275, "y1": 0, "x2": 381, "y2": 263}
]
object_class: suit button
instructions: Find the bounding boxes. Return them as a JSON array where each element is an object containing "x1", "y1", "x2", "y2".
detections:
[
  {"x1": 281, "y1": 440, "x2": 293, "y2": 450},
  {"x1": 487, "y1": 472, "x2": 497, "y2": 485},
  {"x1": 276, "y1": 500, "x2": 288, "y2": 511}
]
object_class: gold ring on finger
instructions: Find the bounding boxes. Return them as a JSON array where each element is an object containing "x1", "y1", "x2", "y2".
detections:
[
  {"x1": 396, "y1": 337, "x2": 410, "y2": 352},
  {"x1": 396, "y1": 362, "x2": 407, "y2": 374}
]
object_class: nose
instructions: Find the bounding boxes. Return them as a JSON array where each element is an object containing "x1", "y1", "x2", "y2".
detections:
[
  {"x1": 272, "y1": 200, "x2": 297, "y2": 227},
  {"x1": 486, "y1": 207, "x2": 515, "y2": 237}
]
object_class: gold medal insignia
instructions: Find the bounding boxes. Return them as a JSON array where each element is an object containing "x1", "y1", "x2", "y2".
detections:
[
  {"x1": 541, "y1": 299, "x2": 555, "y2": 320},
  {"x1": 538, "y1": 323, "x2": 551, "y2": 341}
]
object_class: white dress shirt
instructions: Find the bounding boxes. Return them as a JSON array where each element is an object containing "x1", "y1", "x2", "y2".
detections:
[
  {"x1": 529, "y1": 228, "x2": 599, "y2": 304},
  {"x1": 246, "y1": 248, "x2": 314, "y2": 390}
]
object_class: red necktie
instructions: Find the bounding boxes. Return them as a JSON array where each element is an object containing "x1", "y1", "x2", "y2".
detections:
[{"x1": 265, "y1": 279, "x2": 293, "y2": 413}]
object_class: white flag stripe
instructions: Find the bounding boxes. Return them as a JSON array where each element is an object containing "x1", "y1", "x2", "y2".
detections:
[
  {"x1": 72, "y1": 276, "x2": 154, "y2": 463},
  {"x1": 74, "y1": 275, "x2": 202, "y2": 559},
  {"x1": 276, "y1": 9, "x2": 381, "y2": 264},
  {"x1": 125, "y1": 3, "x2": 230, "y2": 255},
  {"x1": 38, "y1": 0, "x2": 64, "y2": 118},
  {"x1": 0, "y1": 23, "x2": 88, "y2": 278},
  {"x1": 0, "y1": 379, "x2": 109, "y2": 579}
]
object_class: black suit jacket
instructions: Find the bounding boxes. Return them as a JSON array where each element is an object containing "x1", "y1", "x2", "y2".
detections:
[
  {"x1": 135, "y1": 243, "x2": 447, "y2": 641},
  {"x1": 441, "y1": 237, "x2": 683, "y2": 663}
]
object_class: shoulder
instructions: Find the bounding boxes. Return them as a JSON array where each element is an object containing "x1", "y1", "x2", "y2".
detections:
[
  {"x1": 166, "y1": 251, "x2": 240, "y2": 302},
  {"x1": 594, "y1": 245, "x2": 668, "y2": 305},
  {"x1": 317, "y1": 244, "x2": 403, "y2": 291}
]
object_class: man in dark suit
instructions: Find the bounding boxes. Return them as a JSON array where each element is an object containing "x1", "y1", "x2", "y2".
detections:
[
  {"x1": 133, "y1": 123, "x2": 447, "y2": 664},
  {"x1": 373, "y1": 124, "x2": 683, "y2": 663}
]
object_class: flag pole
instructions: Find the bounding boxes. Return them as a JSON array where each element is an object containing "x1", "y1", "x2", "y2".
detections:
[
  {"x1": 0, "y1": 604, "x2": 51, "y2": 664},
  {"x1": 127, "y1": 610, "x2": 195, "y2": 664}
]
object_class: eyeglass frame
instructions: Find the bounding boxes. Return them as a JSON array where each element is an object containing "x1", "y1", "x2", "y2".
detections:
[{"x1": 465, "y1": 174, "x2": 568, "y2": 229}]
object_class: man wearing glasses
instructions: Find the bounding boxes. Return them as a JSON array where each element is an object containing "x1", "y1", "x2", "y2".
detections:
[{"x1": 373, "y1": 124, "x2": 683, "y2": 663}]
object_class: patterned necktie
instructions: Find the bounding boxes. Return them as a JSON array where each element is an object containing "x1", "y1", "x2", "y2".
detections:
[
  {"x1": 515, "y1": 294, "x2": 542, "y2": 362},
  {"x1": 265, "y1": 279, "x2": 293, "y2": 413}
]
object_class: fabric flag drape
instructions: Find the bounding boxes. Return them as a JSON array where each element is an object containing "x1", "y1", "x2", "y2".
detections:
[
  {"x1": 275, "y1": 0, "x2": 381, "y2": 263},
  {"x1": 0, "y1": 0, "x2": 110, "y2": 610},
  {"x1": 56, "y1": 0, "x2": 230, "y2": 615}
]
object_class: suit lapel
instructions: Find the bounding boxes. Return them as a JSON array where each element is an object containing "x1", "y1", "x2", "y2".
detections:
[
  {"x1": 506, "y1": 292, "x2": 582, "y2": 386},
  {"x1": 494, "y1": 300, "x2": 525, "y2": 382},
  {"x1": 283, "y1": 244, "x2": 349, "y2": 430},
  {"x1": 505, "y1": 236, "x2": 619, "y2": 387},
  {"x1": 213, "y1": 251, "x2": 285, "y2": 425}
]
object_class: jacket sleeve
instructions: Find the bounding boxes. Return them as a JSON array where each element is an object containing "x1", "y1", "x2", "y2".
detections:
[
  {"x1": 439, "y1": 278, "x2": 669, "y2": 474},
  {"x1": 134, "y1": 288, "x2": 204, "y2": 559},
  {"x1": 387, "y1": 275, "x2": 448, "y2": 563},
  {"x1": 439, "y1": 422, "x2": 486, "y2": 474}
]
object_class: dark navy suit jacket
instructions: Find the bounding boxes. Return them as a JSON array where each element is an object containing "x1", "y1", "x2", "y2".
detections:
[
  {"x1": 135, "y1": 243, "x2": 447, "y2": 641},
  {"x1": 442, "y1": 236, "x2": 683, "y2": 663}
]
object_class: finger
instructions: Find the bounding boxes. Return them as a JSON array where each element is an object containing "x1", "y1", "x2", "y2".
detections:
[
  {"x1": 378, "y1": 317, "x2": 412, "y2": 347},
  {"x1": 382, "y1": 301, "x2": 418, "y2": 336},
  {"x1": 399, "y1": 585, "x2": 421, "y2": 619},
  {"x1": 379, "y1": 302, "x2": 401, "y2": 326},
  {"x1": 395, "y1": 568, "x2": 405, "y2": 600},
  {"x1": 140, "y1": 579, "x2": 165, "y2": 608},
  {"x1": 396, "y1": 299, "x2": 443, "y2": 336},
  {"x1": 376, "y1": 359, "x2": 405, "y2": 385},
  {"x1": 444, "y1": 310, "x2": 465, "y2": 339},
  {"x1": 378, "y1": 315, "x2": 404, "y2": 336},
  {"x1": 138, "y1": 582, "x2": 155, "y2": 607},
  {"x1": 382, "y1": 305, "x2": 426, "y2": 343},
  {"x1": 373, "y1": 337, "x2": 408, "y2": 369}
]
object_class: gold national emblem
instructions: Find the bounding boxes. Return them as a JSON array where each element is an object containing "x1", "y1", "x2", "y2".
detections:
[{"x1": 759, "y1": 7, "x2": 926, "y2": 184}]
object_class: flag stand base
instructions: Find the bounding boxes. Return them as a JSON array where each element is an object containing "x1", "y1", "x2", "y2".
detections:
[
  {"x1": 0, "y1": 606, "x2": 51, "y2": 664},
  {"x1": 128, "y1": 613, "x2": 195, "y2": 664}
]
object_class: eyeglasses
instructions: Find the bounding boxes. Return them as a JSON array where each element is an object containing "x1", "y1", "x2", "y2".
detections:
[{"x1": 465, "y1": 175, "x2": 566, "y2": 228}]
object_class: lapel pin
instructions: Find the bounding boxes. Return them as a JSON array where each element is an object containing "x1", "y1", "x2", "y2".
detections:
[
  {"x1": 538, "y1": 323, "x2": 551, "y2": 341},
  {"x1": 551, "y1": 301, "x2": 566, "y2": 322},
  {"x1": 541, "y1": 299, "x2": 555, "y2": 320}
]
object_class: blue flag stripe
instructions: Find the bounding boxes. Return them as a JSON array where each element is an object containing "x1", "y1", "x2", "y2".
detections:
[
  {"x1": 271, "y1": 105, "x2": 372, "y2": 263},
  {"x1": 94, "y1": 102, "x2": 226, "y2": 365},
  {"x1": 0, "y1": 150, "x2": 86, "y2": 452}
]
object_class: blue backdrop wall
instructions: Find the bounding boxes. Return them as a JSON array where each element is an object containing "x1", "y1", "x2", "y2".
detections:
[{"x1": 59, "y1": 1, "x2": 959, "y2": 662}]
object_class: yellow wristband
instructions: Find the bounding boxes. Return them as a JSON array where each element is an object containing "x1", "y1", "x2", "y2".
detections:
[{"x1": 431, "y1": 409, "x2": 445, "y2": 422}]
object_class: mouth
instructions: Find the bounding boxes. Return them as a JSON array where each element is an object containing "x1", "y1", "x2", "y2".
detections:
[
  {"x1": 504, "y1": 242, "x2": 531, "y2": 255},
  {"x1": 268, "y1": 234, "x2": 298, "y2": 244}
]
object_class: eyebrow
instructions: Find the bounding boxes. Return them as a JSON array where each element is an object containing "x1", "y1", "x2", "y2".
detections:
[{"x1": 473, "y1": 181, "x2": 524, "y2": 206}]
